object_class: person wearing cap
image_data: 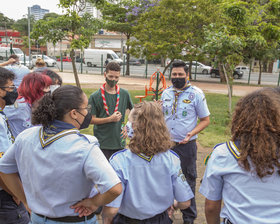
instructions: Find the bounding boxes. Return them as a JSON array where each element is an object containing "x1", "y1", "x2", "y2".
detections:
[
  {"x1": 161, "y1": 60, "x2": 210, "y2": 224},
  {"x1": 0, "y1": 67, "x2": 29, "y2": 223}
]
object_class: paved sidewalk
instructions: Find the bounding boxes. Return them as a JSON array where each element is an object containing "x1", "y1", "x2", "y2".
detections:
[{"x1": 58, "y1": 71, "x2": 263, "y2": 96}]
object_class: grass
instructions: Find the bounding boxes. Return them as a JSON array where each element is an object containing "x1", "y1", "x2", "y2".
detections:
[{"x1": 80, "y1": 88, "x2": 240, "y2": 148}]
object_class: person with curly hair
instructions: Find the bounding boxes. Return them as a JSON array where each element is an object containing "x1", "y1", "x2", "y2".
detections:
[
  {"x1": 98, "y1": 101, "x2": 194, "y2": 224},
  {"x1": 0, "y1": 85, "x2": 122, "y2": 224},
  {"x1": 199, "y1": 88, "x2": 280, "y2": 224}
]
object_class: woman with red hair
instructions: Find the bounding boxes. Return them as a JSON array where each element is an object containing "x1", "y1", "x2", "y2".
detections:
[{"x1": 4, "y1": 72, "x2": 52, "y2": 137}]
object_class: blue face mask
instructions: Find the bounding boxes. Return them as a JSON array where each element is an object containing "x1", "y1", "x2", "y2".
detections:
[{"x1": 126, "y1": 121, "x2": 134, "y2": 139}]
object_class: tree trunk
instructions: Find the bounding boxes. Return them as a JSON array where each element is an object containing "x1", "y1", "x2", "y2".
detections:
[
  {"x1": 222, "y1": 64, "x2": 232, "y2": 116},
  {"x1": 161, "y1": 57, "x2": 165, "y2": 67},
  {"x1": 189, "y1": 60, "x2": 193, "y2": 80},
  {"x1": 258, "y1": 61, "x2": 262, "y2": 85},
  {"x1": 70, "y1": 49, "x2": 81, "y2": 88},
  {"x1": 162, "y1": 59, "x2": 174, "y2": 76},
  {"x1": 125, "y1": 34, "x2": 130, "y2": 76},
  {"x1": 218, "y1": 63, "x2": 226, "y2": 83}
]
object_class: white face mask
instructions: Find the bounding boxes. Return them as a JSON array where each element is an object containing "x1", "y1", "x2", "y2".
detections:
[
  {"x1": 50, "y1": 85, "x2": 60, "y2": 93},
  {"x1": 126, "y1": 121, "x2": 134, "y2": 139}
]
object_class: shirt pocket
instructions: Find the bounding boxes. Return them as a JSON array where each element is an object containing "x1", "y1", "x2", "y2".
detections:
[
  {"x1": 162, "y1": 100, "x2": 173, "y2": 117},
  {"x1": 177, "y1": 100, "x2": 195, "y2": 119}
]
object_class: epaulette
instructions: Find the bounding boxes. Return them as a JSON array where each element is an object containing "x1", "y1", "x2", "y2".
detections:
[{"x1": 170, "y1": 149, "x2": 180, "y2": 158}]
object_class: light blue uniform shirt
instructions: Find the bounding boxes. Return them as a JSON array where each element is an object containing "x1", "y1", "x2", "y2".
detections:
[
  {"x1": 0, "y1": 109, "x2": 14, "y2": 190},
  {"x1": 107, "y1": 149, "x2": 194, "y2": 220},
  {"x1": 0, "y1": 120, "x2": 120, "y2": 218},
  {"x1": 4, "y1": 98, "x2": 32, "y2": 138},
  {"x1": 5, "y1": 64, "x2": 30, "y2": 88},
  {"x1": 161, "y1": 85, "x2": 210, "y2": 142},
  {"x1": 199, "y1": 141, "x2": 280, "y2": 224}
]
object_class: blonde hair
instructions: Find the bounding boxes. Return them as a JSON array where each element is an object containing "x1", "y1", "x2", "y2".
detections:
[
  {"x1": 35, "y1": 58, "x2": 46, "y2": 67},
  {"x1": 128, "y1": 101, "x2": 172, "y2": 156}
]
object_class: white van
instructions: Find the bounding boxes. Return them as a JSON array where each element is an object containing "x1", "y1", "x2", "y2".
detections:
[
  {"x1": 31, "y1": 55, "x2": 56, "y2": 67},
  {"x1": 84, "y1": 49, "x2": 123, "y2": 67},
  {"x1": 0, "y1": 47, "x2": 24, "y2": 60}
]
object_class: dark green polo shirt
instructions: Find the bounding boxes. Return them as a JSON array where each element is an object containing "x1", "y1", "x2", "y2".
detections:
[{"x1": 88, "y1": 88, "x2": 133, "y2": 150}]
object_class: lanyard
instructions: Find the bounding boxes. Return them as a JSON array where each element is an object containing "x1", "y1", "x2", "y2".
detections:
[{"x1": 100, "y1": 83, "x2": 120, "y2": 116}]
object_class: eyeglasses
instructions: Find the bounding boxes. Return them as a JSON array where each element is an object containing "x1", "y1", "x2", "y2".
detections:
[
  {"x1": 75, "y1": 105, "x2": 92, "y2": 112},
  {"x1": 0, "y1": 85, "x2": 16, "y2": 90}
]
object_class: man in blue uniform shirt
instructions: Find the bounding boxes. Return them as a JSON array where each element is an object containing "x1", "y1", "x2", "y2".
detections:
[{"x1": 161, "y1": 60, "x2": 210, "y2": 224}]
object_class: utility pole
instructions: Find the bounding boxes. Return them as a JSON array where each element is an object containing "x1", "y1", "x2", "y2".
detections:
[{"x1": 28, "y1": 7, "x2": 31, "y2": 67}]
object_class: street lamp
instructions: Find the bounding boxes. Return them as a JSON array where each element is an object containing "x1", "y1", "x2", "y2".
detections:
[{"x1": 10, "y1": 36, "x2": 13, "y2": 54}]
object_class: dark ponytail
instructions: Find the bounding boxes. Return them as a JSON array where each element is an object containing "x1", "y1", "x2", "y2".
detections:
[{"x1": 32, "y1": 85, "x2": 84, "y2": 127}]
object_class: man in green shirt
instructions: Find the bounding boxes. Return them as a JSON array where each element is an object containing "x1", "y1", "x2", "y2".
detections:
[{"x1": 89, "y1": 62, "x2": 133, "y2": 160}]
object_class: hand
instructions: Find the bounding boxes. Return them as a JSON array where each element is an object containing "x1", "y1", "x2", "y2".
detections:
[
  {"x1": 7, "y1": 58, "x2": 16, "y2": 65},
  {"x1": 70, "y1": 198, "x2": 98, "y2": 217},
  {"x1": 179, "y1": 132, "x2": 192, "y2": 144},
  {"x1": 110, "y1": 111, "x2": 122, "y2": 122},
  {"x1": 153, "y1": 99, "x2": 163, "y2": 107},
  {"x1": 121, "y1": 126, "x2": 127, "y2": 139}
]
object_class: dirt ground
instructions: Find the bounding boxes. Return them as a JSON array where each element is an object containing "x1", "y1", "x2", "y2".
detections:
[{"x1": 58, "y1": 72, "x2": 262, "y2": 224}]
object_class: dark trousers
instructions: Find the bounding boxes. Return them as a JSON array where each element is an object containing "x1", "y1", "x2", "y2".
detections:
[
  {"x1": 113, "y1": 211, "x2": 172, "y2": 224},
  {"x1": 0, "y1": 190, "x2": 30, "y2": 224},
  {"x1": 172, "y1": 140, "x2": 197, "y2": 223},
  {"x1": 101, "y1": 149, "x2": 122, "y2": 161}
]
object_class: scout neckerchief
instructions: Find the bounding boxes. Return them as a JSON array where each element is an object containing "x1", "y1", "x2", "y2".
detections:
[
  {"x1": 171, "y1": 84, "x2": 191, "y2": 115},
  {"x1": 137, "y1": 153, "x2": 153, "y2": 162},
  {"x1": 100, "y1": 83, "x2": 120, "y2": 116},
  {"x1": 0, "y1": 109, "x2": 15, "y2": 143},
  {"x1": 39, "y1": 121, "x2": 79, "y2": 149}
]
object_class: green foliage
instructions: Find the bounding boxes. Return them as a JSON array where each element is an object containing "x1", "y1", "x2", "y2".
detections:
[
  {"x1": 0, "y1": 13, "x2": 14, "y2": 29},
  {"x1": 12, "y1": 17, "x2": 35, "y2": 36}
]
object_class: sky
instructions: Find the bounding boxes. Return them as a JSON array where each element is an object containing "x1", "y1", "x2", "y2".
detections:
[{"x1": 1, "y1": 0, "x2": 63, "y2": 20}]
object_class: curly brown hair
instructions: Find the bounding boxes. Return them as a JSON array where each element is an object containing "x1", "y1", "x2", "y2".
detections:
[
  {"x1": 128, "y1": 101, "x2": 172, "y2": 156},
  {"x1": 231, "y1": 88, "x2": 280, "y2": 178}
]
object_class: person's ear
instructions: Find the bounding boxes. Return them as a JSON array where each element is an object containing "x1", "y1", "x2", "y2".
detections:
[{"x1": 69, "y1": 109, "x2": 78, "y2": 120}]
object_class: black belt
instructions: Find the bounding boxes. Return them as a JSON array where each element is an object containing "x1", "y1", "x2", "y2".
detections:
[
  {"x1": 173, "y1": 139, "x2": 196, "y2": 146},
  {"x1": 224, "y1": 218, "x2": 233, "y2": 224},
  {"x1": 35, "y1": 213, "x2": 95, "y2": 223},
  {"x1": 118, "y1": 211, "x2": 167, "y2": 224}
]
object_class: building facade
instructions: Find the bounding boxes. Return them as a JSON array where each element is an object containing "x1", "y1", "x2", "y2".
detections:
[{"x1": 30, "y1": 5, "x2": 49, "y2": 21}]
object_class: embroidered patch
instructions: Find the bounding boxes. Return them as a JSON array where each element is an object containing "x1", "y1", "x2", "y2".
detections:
[
  {"x1": 189, "y1": 93, "x2": 195, "y2": 100},
  {"x1": 0, "y1": 152, "x2": 4, "y2": 158},
  {"x1": 165, "y1": 110, "x2": 169, "y2": 115},
  {"x1": 182, "y1": 111, "x2": 187, "y2": 117},
  {"x1": 183, "y1": 99, "x2": 191, "y2": 104}
]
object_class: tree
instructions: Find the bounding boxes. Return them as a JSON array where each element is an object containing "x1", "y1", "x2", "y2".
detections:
[
  {"x1": 0, "y1": 13, "x2": 14, "y2": 29},
  {"x1": 97, "y1": 0, "x2": 151, "y2": 76},
  {"x1": 130, "y1": 0, "x2": 218, "y2": 75},
  {"x1": 12, "y1": 17, "x2": 35, "y2": 36},
  {"x1": 32, "y1": 0, "x2": 101, "y2": 88}
]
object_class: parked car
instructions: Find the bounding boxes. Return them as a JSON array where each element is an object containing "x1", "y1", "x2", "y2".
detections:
[
  {"x1": 210, "y1": 68, "x2": 243, "y2": 79},
  {"x1": 75, "y1": 56, "x2": 84, "y2": 63},
  {"x1": 19, "y1": 56, "x2": 33, "y2": 69},
  {"x1": 57, "y1": 56, "x2": 72, "y2": 62},
  {"x1": 129, "y1": 58, "x2": 142, "y2": 66},
  {"x1": 185, "y1": 61, "x2": 212, "y2": 74},
  {"x1": 32, "y1": 55, "x2": 56, "y2": 67},
  {"x1": 235, "y1": 66, "x2": 250, "y2": 74}
]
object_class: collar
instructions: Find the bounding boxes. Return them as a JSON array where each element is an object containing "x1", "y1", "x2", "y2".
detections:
[
  {"x1": 137, "y1": 153, "x2": 154, "y2": 162},
  {"x1": 172, "y1": 84, "x2": 191, "y2": 93},
  {"x1": 39, "y1": 120, "x2": 79, "y2": 149}
]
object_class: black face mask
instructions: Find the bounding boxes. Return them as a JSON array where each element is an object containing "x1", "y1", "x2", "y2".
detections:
[
  {"x1": 171, "y1": 78, "x2": 186, "y2": 89},
  {"x1": 3, "y1": 88, "x2": 18, "y2": 105},
  {"x1": 106, "y1": 77, "x2": 118, "y2": 88},
  {"x1": 75, "y1": 111, "x2": 92, "y2": 130}
]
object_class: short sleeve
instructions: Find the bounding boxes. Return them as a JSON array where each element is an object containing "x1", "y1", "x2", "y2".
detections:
[
  {"x1": 171, "y1": 152, "x2": 194, "y2": 202},
  {"x1": 199, "y1": 145, "x2": 228, "y2": 201},
  {"x1": 105, "y1": 156, "x2": 125, "y2": 208},
  {"x1": 195, "y1": 91, "x2": 210, "y2": 119},
  {"x1": 0, "y1": 117, "x2": 13, "y2": 155},
  {"x1": 83, "y1": 145, "x2": 120, "y2": 194},
  {"x1": 0, "y1": 141, "x2": 18, "y2": 173},
  {"x1": 126, "y1": 92, "x2": 133, "y2": 110},
  {"x1": 88, "y1": 94, "x2": 97, "y2": 116}
]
